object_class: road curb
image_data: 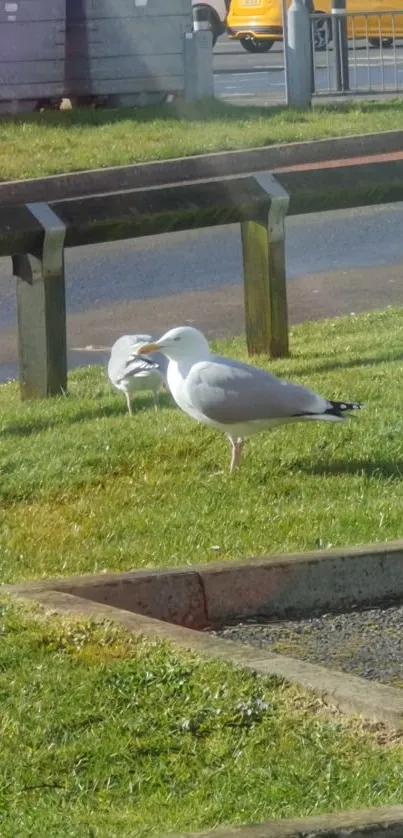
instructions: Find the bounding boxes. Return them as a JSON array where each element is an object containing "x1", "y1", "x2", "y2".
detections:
[{"x1": 1, "y1": 129, "x2": 403, "y2": 206}]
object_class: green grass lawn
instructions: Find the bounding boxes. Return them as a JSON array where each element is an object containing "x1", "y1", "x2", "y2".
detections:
[
  {"x1": 1, "y1": 99, "x2": 403, "y2": 181},
  {"x1": 1, "y1": 306, "x2": 403, "y2": 585},
  {"x1": 3, "y1": 307, "x2": 403, "y2": 836},
  {"x1": 1, "y1": 597, "x2": 403, "y2": 838}
]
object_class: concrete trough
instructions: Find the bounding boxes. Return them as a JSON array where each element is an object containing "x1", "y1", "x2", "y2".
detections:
[
  {"x1": 5, "y1": 539, "x2": 403, "y2": 728},
  {"x1": 164, "y1": 805, "x2": 403, "y2": 838}
]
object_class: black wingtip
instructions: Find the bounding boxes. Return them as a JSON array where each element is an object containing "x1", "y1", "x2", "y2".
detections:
[
  {"x1": 124, "y1": 353, "x2": 159, "y2": 371},
  {"x1": 325, "y1": 400, "x2": 363, "y2": 418}
]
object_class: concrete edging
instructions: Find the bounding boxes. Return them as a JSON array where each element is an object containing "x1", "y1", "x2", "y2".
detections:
[
  {"x1": 13, "y1": 588, "x2": 403, "y2": 729},
  {"x1": 5, "y1": 596, "x2": 403, "y2": 838},
  {"x1": 5, "y1": 543, "x2": 403, "y2": 838},
  {"x1": 8, "y1": 538, "x2": 403, "y2": 626},
  {"x1": 5, "y1": 538, "x2": 403, "y2": 728},
  {"x1": 1, "y1": 129, "x2": 403, "y2": 206},
  {"x1": 161, "y1": 805, "x2": 403, "y2": 837}
]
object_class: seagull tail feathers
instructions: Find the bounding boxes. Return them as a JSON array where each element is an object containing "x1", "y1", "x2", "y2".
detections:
[
  {"x1": 324, "y1": 400, "x2": 363, "y2": 419},
  {"x1": 293, "y1": 400, "x2": 363, "y2": 422}
]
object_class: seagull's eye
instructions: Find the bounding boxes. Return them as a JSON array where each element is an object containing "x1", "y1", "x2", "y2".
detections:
[{"x1": 173, "y1": 336, "x2": 181, "y2": 342}]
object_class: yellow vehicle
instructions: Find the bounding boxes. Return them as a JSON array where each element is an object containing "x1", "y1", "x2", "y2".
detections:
[{"x1": 226, "y1": 0, "x2": 402, "y2": 53}]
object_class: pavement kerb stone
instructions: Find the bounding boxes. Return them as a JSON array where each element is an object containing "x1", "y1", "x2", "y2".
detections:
[
  {"x1": 160, "y1": 805, "x2": 403, "y2": 838},
  {"x1": 7, "y1": 537, "x2": 403, "y2": 627},
  {"x1": 18, "y1": 589, "x2": 403, "y2": 729},
  {"x1": 5, "y1": 593, "x2": 403, "y2": 838},
  {"x1": 1, "y1": 129, "x2": 403, "y2": 205},
  {"x1": 197, "y1": 540, "x2": 403, "y2": 625},
  {"x1": 3, "y1": 567, "x2": 208, "y2": 630},
  {"x1": 6, "y1": 537, "x2": 403, "y2": 728}
]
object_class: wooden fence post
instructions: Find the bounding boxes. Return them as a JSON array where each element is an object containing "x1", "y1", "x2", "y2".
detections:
[
  {"x1": 12, "y1": 203, "x2": 67, "y2": 400},
  {"x1": 241, "y1": 172, "x2": 290, "y2": 358}
]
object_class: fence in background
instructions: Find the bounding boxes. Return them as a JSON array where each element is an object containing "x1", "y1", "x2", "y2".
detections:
[
  {"x1": 285, "y1": 0, "x2": 403, "y2": 106},
  {"x1": 310, "y1": 9, "x2": 403, "y2": 97}
]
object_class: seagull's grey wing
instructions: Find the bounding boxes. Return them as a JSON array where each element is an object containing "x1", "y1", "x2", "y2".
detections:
[{"x1": 185, "y1": 357, "x2": 328, "y2": 424}]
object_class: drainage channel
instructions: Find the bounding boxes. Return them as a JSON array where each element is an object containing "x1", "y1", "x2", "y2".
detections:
[{"x1": 211, "y1": 602, "x2": 403, "y2": 688}]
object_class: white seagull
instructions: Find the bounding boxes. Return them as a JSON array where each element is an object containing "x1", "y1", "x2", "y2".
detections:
[
  {"x1": 136, "y1": 326, "x2": 362, "y2": 472},
  {"x1": 108, "y1": 334, "x2": 168, "y2": 415}
]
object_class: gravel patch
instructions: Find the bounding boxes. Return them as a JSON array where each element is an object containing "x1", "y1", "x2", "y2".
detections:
[{"x1": 211, "y1": 604, "x2": 403, "y2": 687}]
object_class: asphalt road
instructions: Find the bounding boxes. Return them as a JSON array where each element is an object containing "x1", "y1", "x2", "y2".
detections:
[
  {"x1": 214, "y1": 36, "x2": 285, "y2": 105},
  {"x1": 2, "y1": 202, "x2": 403, "y2": 382},
  {"x1": 213, "y1": 37, "x2": 403, "y2": 104}
]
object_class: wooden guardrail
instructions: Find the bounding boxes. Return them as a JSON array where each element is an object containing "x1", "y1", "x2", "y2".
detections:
[{"x1": 2, "y1": 158, "x2": 403, "y2": 400}]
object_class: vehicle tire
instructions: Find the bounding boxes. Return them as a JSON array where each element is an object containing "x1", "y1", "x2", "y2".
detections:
[
  {"x1": 368, "y1": 37, "x2": 393, "y2": 48},
  {"x1": 193, "y1": 4, "x2": 221, "y2": 46},
  {"x1": 313, "y1": 11, "x2": 332, "y2": 51},
  {"x1": 210, "y1": 19, "x2": 220, "y2": 47},
  {"x1": 239, "y1": 37, "x2": 275, "y2": 53}
]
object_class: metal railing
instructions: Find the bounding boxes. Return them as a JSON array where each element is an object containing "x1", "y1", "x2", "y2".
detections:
[
  {"x1": 310, "y1": 9, "x2": 403, "y2": 96},
  {"x1": 0, "y1": 174, "x2": 289, "y2": 399},
  {"x1": 4, "y1": 157, "x2": 403, "y2": 400}
]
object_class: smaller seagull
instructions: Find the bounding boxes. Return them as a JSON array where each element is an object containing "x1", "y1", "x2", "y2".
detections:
[
  {"x1": 108, "y1": 334, "x2": 167, "y2": 415},
  {"x1": 136, "y1": 326, "x2": 363, "y2": 473}
]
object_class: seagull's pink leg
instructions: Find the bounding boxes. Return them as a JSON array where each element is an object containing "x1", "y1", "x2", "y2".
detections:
[{"x1": 229, "y1": 437, "x2": 244, "y2": 473}]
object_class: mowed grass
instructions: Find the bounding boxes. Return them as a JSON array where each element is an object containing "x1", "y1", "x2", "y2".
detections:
[
  {"x1": 1, "y1": 99, "x2": 403, "y2": 181},
  {"x1": 2, "y1": 308, "x2": 403, "y2": 838},
  {"x1": 1, "y1": 597, "x2": 403, "y2": 838},
  {"x1": 1, "y1": 306, "x2": 403, "y2": 585}
]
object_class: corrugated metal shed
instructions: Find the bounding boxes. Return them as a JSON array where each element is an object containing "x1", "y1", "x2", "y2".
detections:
[
  {"x1": 0, "y1": 0, "x2": 65, "y2": 110},
  {"x1": 65, "y1": 0, "x2": 193, "y2": 105}
]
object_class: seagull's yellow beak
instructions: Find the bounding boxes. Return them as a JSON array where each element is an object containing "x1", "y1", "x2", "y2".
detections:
[{"x1": 135, "y1": 342, "x2": 159, "y2": 354}]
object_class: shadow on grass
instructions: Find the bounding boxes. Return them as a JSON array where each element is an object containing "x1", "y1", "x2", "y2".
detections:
[
  {"x1": 297, "y1": 458, "x2": 403, "y2": 481},
  {"x1": 2, "y1": 392, "x2": 173, "y2": 437},
  {"x1": 292, "y1": 349, "x2": 403, "y2": 377},
  {"x1": 2, "y1": 98, "x2": 403, "y2": 129}
]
